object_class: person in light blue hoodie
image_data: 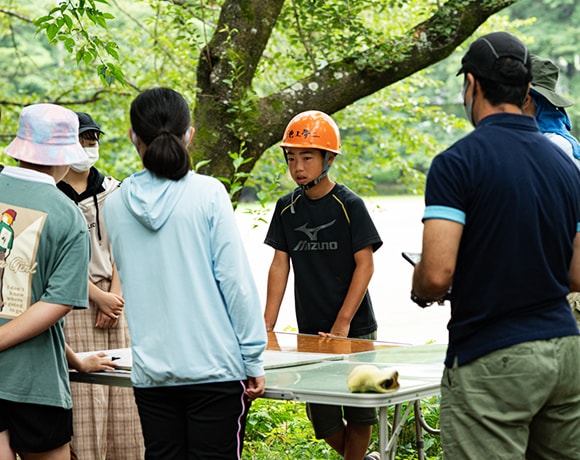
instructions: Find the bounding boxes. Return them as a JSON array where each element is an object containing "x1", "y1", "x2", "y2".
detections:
[{"x1": 103, "y1": 87, "x2": 267, "y2": 460}]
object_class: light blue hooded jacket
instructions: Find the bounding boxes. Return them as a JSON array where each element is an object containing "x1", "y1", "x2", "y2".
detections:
[{"x1": 104, "y1": 169, "x2": 266, "y2": 387}]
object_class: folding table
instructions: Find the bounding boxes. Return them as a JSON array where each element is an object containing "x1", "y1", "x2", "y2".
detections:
[{"x1": 70, "y1": 332, "x2": 445, "y2": 459}]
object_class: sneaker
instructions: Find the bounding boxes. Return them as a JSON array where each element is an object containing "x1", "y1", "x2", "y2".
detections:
[{"x1": 364, "y1": 452, "x2": 381, "y2": 460}]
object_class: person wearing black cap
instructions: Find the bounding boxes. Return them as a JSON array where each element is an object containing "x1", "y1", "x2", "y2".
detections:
[
  {"x1": 57, "y1": 113, "x2": 144, "y2": 459},
  {"x1": 410, "y1": 32, "x2": 580, "y2": 458}
]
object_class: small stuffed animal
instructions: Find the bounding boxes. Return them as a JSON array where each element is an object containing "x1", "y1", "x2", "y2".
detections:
[{"x1": 347, "y1": 364, "x2": 400, "y2": 393}]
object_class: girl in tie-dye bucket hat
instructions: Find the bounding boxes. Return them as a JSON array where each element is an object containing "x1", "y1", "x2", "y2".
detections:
[
  {"x1": 5, "y1": 103, "x2": 88, "y2": 166},
  {"x1": 0, "y1": 103, "x2": 91, "y2": 459}
]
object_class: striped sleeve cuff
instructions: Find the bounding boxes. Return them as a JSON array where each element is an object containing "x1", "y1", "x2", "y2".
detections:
[{"x1": 423, "y1": 205, "x2": 466, "y2": 225}]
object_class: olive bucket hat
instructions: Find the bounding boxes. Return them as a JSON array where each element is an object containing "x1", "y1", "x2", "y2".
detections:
[{"x1": 530, "y1": 55, "x2": 573, "y2": 108}]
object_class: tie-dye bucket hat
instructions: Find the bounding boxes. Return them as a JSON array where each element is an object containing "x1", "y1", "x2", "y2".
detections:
[{"x1": 5, "y1": 103, "x2": 88, "y2": 166}]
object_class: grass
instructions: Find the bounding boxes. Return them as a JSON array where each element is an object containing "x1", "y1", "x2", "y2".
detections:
[{"x1": 243, "y1": 396, "x2": 442, "y2": 459}]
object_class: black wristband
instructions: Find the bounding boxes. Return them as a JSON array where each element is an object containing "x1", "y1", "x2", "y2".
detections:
[
  {"x1": 410, "y1": 290, "x2": 435, "y2": 308},
  {"x1": 411, "y1": 290, "x2": 451, "y2": 308}
]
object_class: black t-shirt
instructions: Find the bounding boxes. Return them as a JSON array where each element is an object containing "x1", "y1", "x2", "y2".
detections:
[{"x1": 265, "y1": 183, "x2": 382, "y2": 336}]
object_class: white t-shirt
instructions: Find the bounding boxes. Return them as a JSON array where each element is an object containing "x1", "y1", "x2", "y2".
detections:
[{"x1": 545, "y1": 132, "x2": 580, "y2": 170}]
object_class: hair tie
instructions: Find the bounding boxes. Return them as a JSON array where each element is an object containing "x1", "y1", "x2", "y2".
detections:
[{"x1": 159, "y1": 129, "x2": 170, "y2": 135}]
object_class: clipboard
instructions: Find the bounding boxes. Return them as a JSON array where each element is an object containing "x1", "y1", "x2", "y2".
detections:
[{"x1": 76, "y1": 348, "x2": 132, "y2": 372}]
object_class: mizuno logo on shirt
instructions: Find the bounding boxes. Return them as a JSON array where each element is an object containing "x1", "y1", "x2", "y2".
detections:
[
  {"x1": 293, "y1": 240, "x2": 338, "y2": 251},
  {"x1": 294, "y1": 221, "x2": 336, "y2": 240},
  {"x1": 292, "y1": 220, "x2": 338, "y2": 252}
]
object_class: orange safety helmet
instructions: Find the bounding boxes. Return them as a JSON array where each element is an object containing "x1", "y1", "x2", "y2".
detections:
[{"x1": 281, "y1": 110, "x2": 341, "y2": 155}]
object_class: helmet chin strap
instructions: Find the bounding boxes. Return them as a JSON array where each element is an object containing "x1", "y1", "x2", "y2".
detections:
[
  {"x1": 300, "y1": 151, "x2": 330, "y2": 191},
  {"x1": 289, "y1": 150, "x2": 331, "y2": 214}
]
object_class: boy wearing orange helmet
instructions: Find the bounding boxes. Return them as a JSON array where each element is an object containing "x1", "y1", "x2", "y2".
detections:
[{"x1": 264, "y1": 111, "x2": 383, "y2": 460}]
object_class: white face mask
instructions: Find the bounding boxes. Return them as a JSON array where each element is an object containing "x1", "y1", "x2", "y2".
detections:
[
  {"x1": 70, "y1": 147, "x2": 99, "y2": 172},
  {"x1": 462, "y1": 78, "x2": 475, "y2": 127}
]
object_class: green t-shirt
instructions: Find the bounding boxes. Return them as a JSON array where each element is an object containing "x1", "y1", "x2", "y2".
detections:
[{"x1": 0, "y1": 174, "x2": 89, "y2": 408}]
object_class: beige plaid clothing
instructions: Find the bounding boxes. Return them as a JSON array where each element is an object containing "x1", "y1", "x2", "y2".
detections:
[
  {"x1": 567, "y1": 291, "x2": 580, "y2": 330},
  {"x1": 66, "y1": 279, "x2": 144, "y2": 460}
]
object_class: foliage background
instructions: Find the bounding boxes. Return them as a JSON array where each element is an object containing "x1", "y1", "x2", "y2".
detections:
[
  {"x1": 0, "y1": 0, "x2": 577, "y2": 201},
  {"x1": 242, "y1": 397, "x2": 442, "y2": 459}
]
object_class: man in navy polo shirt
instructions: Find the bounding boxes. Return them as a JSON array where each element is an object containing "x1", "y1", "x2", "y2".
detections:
[{"x1": 411, "y1": 32, "x2": 580, "y2": 459}]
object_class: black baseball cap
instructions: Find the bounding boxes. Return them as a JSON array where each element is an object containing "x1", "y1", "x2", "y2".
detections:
[
  {"x1": 456, "y1": 32, "x2": 532, "y2": 85},
  {"x1": 76, "y1": 112, "x2": 104, "y2": 135}
]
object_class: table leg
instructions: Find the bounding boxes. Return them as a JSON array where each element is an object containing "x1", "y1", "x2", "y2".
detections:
[
  {"x1": 414, "y1": 400, "x2": 425, "y2": 460},
  {"x1": 413, "y1": 398, "x2": 441, "y2": 459},
  {"x1": 378, "y1": 406, "x2": 388, "y2": 459},
  {"x1": 379, "y1": 403, "x2": 415, "y2": 460}
]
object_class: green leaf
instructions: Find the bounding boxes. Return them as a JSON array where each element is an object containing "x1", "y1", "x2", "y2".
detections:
[
  {"x1": 34, "y1": 16, "x2": 53, "y2": 26},
  {"x1": 94, "y1": 15, "x2": 108, "y2": 28},
  {"x1": 64, "y1": 37, "x2": 75, "y2": 52},
  {"x1": 108, "y1": 63, "x2": 125, "y2": 84},
  {"x1": 86, "y1": 10, "x2": 96, "y2": 24},
  {"x1": 63, "y1": 13, "x2": 73, "y2": 30},
  {"x1": 83, "y1": 50, "x2": 94, "y2": 64},
  {"x1": 46, "y1": 24, "x2": 58, "y2": 41},
  {"x1": 75, "y1": 49, "x2": 85, "y2": 64},
  {"x1": 105, "y1": 42, "x2": 119, "y2": 60},
  {"x1": 194, "y1": 160, "x2": 212, "y2": 172}
]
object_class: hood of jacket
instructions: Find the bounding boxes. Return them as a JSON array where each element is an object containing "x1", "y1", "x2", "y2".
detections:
[{"x1": 120, "y1": 169, "x2": 189, "y2": 231}]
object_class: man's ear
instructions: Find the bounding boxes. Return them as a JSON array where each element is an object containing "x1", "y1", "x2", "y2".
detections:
[
  {"x1": 522, "y1": 93, "x2": 535, "y2": 115},
  {"x1": 465, "y1": 73, "x2": 476, "y2": 98},
  {"x1": 328, "y1": 153, "x2": 337, "y2": 166}
]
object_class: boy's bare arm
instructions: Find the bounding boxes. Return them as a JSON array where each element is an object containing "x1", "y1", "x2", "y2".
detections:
[
  {"x1": 0, "y1": 301, "x2": 72, "y2": 352},
  {"x1": 264, "y1": 249, "x2": 290, "y2": 332},
  {"x1": 324, "y1": 245, "x2": 374, "y2": 337}
]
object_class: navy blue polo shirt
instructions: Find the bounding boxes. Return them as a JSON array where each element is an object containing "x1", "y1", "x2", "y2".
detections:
[{"x1": 425, "y1": 113, "x2": 580, "y2": 367}]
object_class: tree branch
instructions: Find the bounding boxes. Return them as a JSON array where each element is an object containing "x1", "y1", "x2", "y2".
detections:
[
  {"x1": 257, "y1": 0, "x2": 519, "y2": 142},
  {"x1": 0, "y1": 8, "x2": 34, "y2": 23}
]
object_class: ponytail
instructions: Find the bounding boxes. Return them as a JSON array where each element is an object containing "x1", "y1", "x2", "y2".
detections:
[
  {"x1": 130, "y1": 88, "x2": 192, "y2": 180},
  {"x1": 142, "y1": 131, "x2": 191, "y2": 180}
]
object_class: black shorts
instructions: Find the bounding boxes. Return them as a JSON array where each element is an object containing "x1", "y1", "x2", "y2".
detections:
[
  {"x1": 0, "y1": 399, "x2": 73, "y2": 453},
  {"x1": 306, "y1": 403, "x2": 378, "y2": 439}
]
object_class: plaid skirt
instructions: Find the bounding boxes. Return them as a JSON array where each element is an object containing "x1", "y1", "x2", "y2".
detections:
[{"x1": 65, "y1": 279, "x2": 144, "y2": 460}]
